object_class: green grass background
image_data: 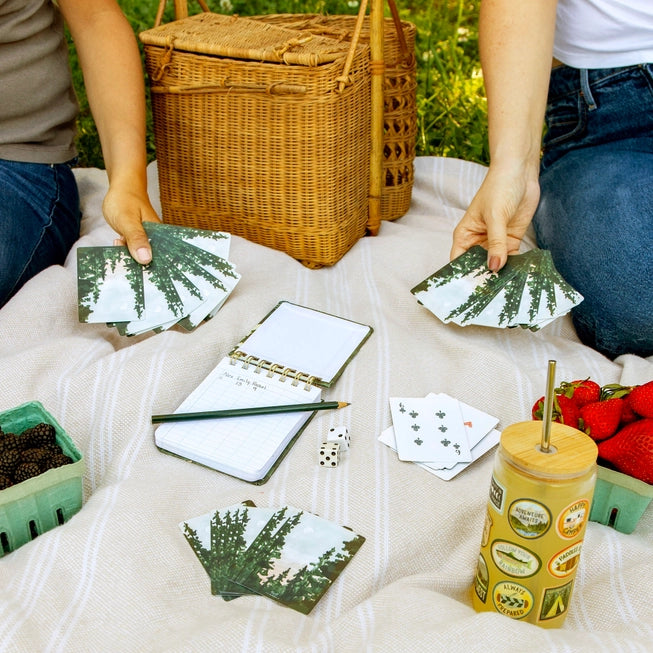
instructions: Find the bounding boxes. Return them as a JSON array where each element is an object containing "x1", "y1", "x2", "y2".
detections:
[{"x1": 68, "y1": 0, "x2": 487, "y2": 168}]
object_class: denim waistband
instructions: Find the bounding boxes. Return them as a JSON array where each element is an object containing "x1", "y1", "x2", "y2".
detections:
[{"x1": 549, "y1": 63, "x2": 652, "y2": 105}]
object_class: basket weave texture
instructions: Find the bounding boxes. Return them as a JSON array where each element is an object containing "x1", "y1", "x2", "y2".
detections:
[
  {"x1": 140, "y1": 13, "x2": 372, "y2": 268},
  {"x1": 253, "y1": 13, "x2": 417, "y2": 222}
]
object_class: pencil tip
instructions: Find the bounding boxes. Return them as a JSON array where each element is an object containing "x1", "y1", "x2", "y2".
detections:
[{"x1": 337, "y1": 401, "x2": 350, "y2": 408}]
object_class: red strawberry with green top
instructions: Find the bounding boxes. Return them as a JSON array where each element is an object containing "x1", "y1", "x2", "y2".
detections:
[
  {"x1": 579, "y1": 398, "x2": 623, "y2": 441},
  {"x1": 627, "y1": 380, "x2": 653, "y2": 418},
  {"x1": 557, "y1": 378, "x2": 601, "y2": 408},
  {"x1": 598, "y1": 418, "x2": 653, "y2": 484},
  {"x1": 531, "y1": 394, "x2": 580, "y2": 429}
]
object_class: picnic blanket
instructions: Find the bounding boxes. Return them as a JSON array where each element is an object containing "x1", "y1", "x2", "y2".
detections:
[{"x1": 0, "y1": 156, "x2": 651, "y2": 652}]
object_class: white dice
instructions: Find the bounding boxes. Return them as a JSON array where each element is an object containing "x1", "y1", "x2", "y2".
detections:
[
  {"x1": 326, "y1": 426, "x2": 350, "y2": 451},
  {"x1": 319, "y1": 441, "x2": 340, "y2": 467}
]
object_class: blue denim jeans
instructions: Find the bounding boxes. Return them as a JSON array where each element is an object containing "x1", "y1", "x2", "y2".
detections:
[
  {"x1": 0, "y1": 159, "x2": 81, "y2": 307},
  {"x1": 532, "y1": 64, "x2": 653, "y2": 359}
]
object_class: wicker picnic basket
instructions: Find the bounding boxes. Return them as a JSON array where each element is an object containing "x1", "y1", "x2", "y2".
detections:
[
  {"x1": 253, "y1": 6, "x2": 417, "y2": 222},
  {"x1": 139, "y1": 5, "x2": 372, "y2": 267}
]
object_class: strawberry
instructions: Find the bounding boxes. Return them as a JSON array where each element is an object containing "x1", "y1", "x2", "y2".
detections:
[
  {"x1": 531, "y1": 394, "x2": 580, "y2": 429},
  {"x1": 554, "y1": 395, "x2": 581, "y2": 429},
  {"x1": 620, "y1": 393, "x2": 640, "y2": 426},
  {"x1": 557, "y1": 378, "x2": 601, "y2": 408},
  {"x1": 531, "y1": 396, "x2": 545, "y2": 420},
  {"x1": 598, "y1": 418, "x2": 653, "y2": 484},
  {"x1": 627, "y1": 380, "x2": 653, "y2": 418},
  {"x1": 579, "y1": 398, "x2": 623, "y2": 441}
]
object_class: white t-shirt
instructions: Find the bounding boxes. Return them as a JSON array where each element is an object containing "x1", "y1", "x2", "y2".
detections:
[{"x1": 554, "y1": 0, "x2": 653, "y2": 68}]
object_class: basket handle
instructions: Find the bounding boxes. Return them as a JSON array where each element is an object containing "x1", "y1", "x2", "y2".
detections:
[
  {"x1": 154, "y1": 0, "x2": 210, "y2": 27},
  {"x1": 386, "y1": 0, "x2": 410, "y2": 60}
]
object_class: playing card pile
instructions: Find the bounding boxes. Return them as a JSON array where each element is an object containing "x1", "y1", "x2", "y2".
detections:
[
  {"x1": 378, "y1": 392, "x2": 500, "y2": 480},
  {"x1": 77, "y1": 222, "x2": 240, "y2": 335},
  {"x1": 411, "y1": 246, "x2": 583, "y2": 331},
  {"x1": 180, "y1": 502, "x2": 365, "y2": 614}
]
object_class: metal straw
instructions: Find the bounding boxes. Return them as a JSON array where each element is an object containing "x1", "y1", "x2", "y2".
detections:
[{"x1": 541, "y1": 360, "x2": 557, "y2": 453}]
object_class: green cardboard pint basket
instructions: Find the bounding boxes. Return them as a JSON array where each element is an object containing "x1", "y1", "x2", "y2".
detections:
[
  {"x1": 589, "y1": 465, "x2": 653, "y2": 534},
  {"x1": 0, "y1": 402, "x2": 84, "y2": 556}
]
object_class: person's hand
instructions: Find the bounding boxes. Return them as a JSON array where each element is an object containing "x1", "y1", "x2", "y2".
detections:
[
  {"x1": 102, "y1": 180, "x2": 160, "y2": 265},
  {"x1": 451, "y1": 163, "x2": 540, "y2": 271}
]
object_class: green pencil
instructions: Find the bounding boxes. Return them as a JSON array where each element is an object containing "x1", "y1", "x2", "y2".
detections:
[{"x1": 151, "y1": 400, "x2": 349, "y2": 424}]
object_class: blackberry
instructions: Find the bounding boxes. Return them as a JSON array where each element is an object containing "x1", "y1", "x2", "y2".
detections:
[
  {"x1": 20, "y1": 422, "x2": 57, "y2": 449},
  {"x1": 48, "y1": 453, "x2": 73, "y2": 469},
  {"x1": 0, "y1": 474, "x2": 13, "y2": 490},
  {"x1": 0, "y1": 448, "x2": 20, "y2": 476},
  {"x1": 13, "y1": 462, "x2": 41, "y2": 483},
  {"x1": 0, "y1": 431, "x2": 19, "y2": 453},
  {"x1": 19, "y1": 447, "x2": 51, "y2": 470}
]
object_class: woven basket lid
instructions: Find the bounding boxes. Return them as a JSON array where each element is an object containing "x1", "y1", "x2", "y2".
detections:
[{"x1": 139, "y1": 12, "x2": 356, "y2": 66}]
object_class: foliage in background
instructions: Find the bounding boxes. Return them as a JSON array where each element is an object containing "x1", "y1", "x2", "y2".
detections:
[{"x1": 67, "y1": 0, "x2": 487, "y2": 168}]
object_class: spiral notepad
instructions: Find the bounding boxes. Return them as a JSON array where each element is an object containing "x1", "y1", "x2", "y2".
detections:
[{"x1": 154, "y1": 301, "x2": 372, "y2": 483}]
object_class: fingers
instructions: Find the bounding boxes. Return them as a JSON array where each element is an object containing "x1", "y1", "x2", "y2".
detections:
[
  {"x1": 485, "y1": 222, "x2": 508, "y2": 272},
  {"x1": 103, "y1": 189, "x2": 160, "y2": 265}
]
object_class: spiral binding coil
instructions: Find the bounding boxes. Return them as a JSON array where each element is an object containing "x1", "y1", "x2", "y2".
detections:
[{"x1": 229, "y1": 351, "x2": 319, "y2": 390}]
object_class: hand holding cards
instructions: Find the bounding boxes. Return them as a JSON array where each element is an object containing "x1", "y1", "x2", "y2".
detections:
[
  {"x1": 77, "y1": 223, "x2": 240, "y2": 335},
  {"x1": 379, "y1": 392, "x2": 500, "y2": 480},
  {"x1": 411, "y1": 246, "x2": 583, "y2": 331}
]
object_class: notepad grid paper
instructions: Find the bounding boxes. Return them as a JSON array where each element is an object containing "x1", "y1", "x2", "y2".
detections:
[{"x1": 154, "y1": 358, "x2": 321, "y2": 480}]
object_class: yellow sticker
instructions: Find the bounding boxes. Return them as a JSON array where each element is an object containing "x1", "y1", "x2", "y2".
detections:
[
  {"x1": 474, "y1": 554, "x2": 489, "y2": 603},
  {"x1": 548, "y1": 542, "x2": 583, "y2": 578},
  {"x1": 508, "y1": 499, "x2": 551, "y2": 539},
  {"x1": 556, "y1": 499, "x2": 590, "y2": 539},
  {"x1": 492, "y1": 581, "x2": 534, "y2": 619},
  {"x1": 491, "y1": 540, "x2": 541, "y2": 578}
]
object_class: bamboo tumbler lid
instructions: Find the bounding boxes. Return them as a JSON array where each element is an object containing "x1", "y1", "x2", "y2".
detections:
[{"x1": 501, "y1": 421, "x2": 598, "y2": 478}]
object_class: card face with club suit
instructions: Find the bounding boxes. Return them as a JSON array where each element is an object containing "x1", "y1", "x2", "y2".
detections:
[
  {"x1": 389, "y1": 395, "x2": 472, "y2": 464},
  {"x1": 379, "y1": 392, "x2": 500, "y2": 480}
]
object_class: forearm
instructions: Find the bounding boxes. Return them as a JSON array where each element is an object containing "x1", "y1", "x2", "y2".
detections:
[
  {"x1": 480, "y1": 0, "x2": 558, "y2": 174},
  {"x1": 59, "y1": 1, "x2": 148, "y2": 192}
]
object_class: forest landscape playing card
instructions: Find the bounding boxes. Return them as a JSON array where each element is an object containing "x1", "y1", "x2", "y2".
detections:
[
  {"x1": 180, "y1": 503, "x2": 365, "y2": 614},
  {"x1": 411, "y1": 246, "x2": 583, "y2": 330},
  {"x1": 77, "y1": 222, "x2": 240, "y2": 334}
]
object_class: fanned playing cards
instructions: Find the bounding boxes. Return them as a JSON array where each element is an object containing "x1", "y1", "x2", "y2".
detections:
[
  {"x1": 180, "y1": 503, "x2": 365, "y2": 614},
  {"x1": 77, "y1": 223, "x2": 240, "y2": 335},
  {"x1": 411, "y1": 246, "x2": 583, "y2": 330},
  {"x1": 379, "y1": 392, "x2": 500, "y2": 480}
]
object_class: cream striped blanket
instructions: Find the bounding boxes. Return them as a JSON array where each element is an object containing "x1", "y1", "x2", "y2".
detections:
[{"x1": 0, "y1": 157, "x2": 651, "y2": 652}]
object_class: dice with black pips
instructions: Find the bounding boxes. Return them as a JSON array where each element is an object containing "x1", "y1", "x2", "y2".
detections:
[
  {"x1": 319, "y1": 441, "x2": 340, "y2": 467},
  {"x1": 326, "y1": 426, "x2": 350, "y2": 451}
]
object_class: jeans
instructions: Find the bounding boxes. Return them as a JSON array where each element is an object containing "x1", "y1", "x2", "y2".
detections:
[
  {"x1": 533, "y1": 64, "x2": 653, "y2": 359},
  {"x1": 0, "y1": 159, "x2": 81, "y2": 308}
]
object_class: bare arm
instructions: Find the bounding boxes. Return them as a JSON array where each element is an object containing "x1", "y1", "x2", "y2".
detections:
[
  {"x1": 451, "y1": 0, "x2": 558, "y2": 270},
  {"x1": 58, "y1": 0, "x2": 159, "y2": 264}
]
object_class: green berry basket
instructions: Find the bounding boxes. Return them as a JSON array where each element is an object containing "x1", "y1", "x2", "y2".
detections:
[
  {"x1": 0, "y1": 401, "x2": 85, "y2": 556},
  {"x1": 589, "y1": 465, "x2": 653, "y2": 534}
]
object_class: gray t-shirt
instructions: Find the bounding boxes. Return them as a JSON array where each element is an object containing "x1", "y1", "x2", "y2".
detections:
[{"x1": 0, "y1": 0, "x2": 78, "y2": 163}]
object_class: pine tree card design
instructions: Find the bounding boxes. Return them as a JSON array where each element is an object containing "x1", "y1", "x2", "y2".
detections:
[
  {"x1": 411, "y1": 246, "x2": 583, "y2": 331},
  {"x1": 228, "y1": 506, "x2": 365, "y2": 614},
  {"x1": 77, "y1": 246, "x2": 145, "y2": 323},
  {"x1": 181, "y1": 504, "x2": 365, "y2": 614},
  {"x1": 180, "y1": 501, "x2": 260, "y2": 600},
  {"x1": 76, "y1": 223, "x2": 240, "y2": 335}
]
